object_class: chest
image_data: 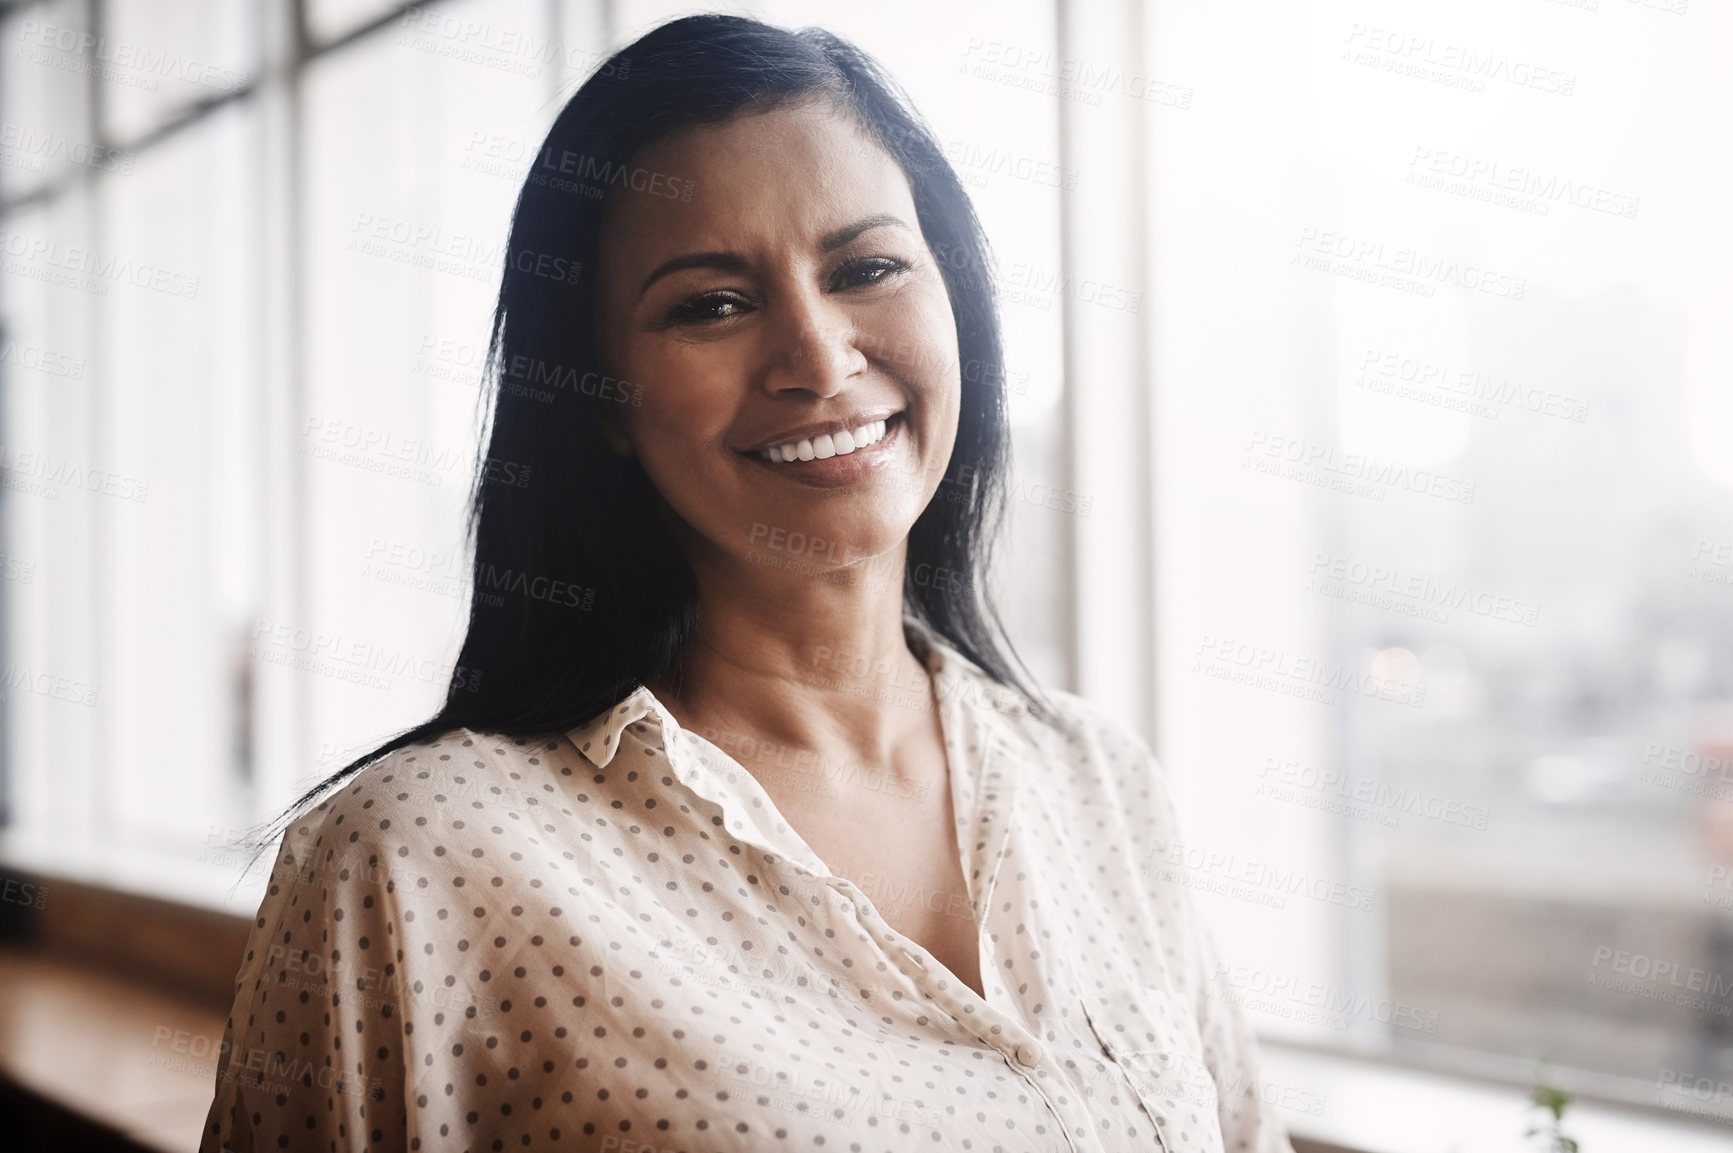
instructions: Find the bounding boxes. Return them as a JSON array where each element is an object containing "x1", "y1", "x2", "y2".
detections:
[{"x1": 754, "y1": 757, "x2": 986, "y2": 998}]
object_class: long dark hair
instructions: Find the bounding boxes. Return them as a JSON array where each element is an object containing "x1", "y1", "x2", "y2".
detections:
[{"x1": 277, "y1": 13, "x2": 1064, "y2": 831}]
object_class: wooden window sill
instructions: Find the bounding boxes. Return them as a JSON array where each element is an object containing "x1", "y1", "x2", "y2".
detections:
[{"x1": 0, "y1": 946, "x2": 228, "y2": 1152}]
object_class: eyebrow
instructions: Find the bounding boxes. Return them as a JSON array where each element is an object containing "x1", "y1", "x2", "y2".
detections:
[
  {"x1": 636, "y1": 213, "x2": 913, "y2": 300},
  {"x1": 819, "y1": 213, "x2": 910, "y2": 252}
]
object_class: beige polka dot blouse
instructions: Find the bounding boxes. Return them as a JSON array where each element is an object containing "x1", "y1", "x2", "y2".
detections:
[{"x1": 201, "y1": 616, "x2": 1295, "y2": 1153}]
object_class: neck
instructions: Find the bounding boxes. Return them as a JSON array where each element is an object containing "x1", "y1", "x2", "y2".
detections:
[{"x1": 647, "y1": 541, "x2": 936, "y2": 779}]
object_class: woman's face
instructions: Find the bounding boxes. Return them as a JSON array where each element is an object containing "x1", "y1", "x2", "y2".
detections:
[{"x1": 595, "y1": 100, "x2": 961, "y2": 582}]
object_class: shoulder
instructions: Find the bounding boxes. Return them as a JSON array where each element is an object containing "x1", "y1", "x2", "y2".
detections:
[
  {"x1": 1016, "y1": 684, "x2": 1155, "y2": 767},
  {"x1": 281, "y1": 726, "x2": 579, "y2": 876},
  {"x1": 1009, "y1": 685, "x2": 1188, "y2": 825}
]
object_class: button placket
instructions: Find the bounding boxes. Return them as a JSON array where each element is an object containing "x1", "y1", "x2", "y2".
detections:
[{"x1": 898, "y1": 941, "x2": 1056, "y2": 1084}]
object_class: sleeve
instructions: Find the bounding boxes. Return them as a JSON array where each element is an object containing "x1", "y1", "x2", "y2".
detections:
[
  {"x1": 199, "y1": 788, "x2": 413, "y2": 1153},
  {"x1": 1180, "y1": 887, "x2": 1297, "y2": 1153},
  {"x1": 1066, "y1": 693, "x2": 1297, "y2": 1153}
]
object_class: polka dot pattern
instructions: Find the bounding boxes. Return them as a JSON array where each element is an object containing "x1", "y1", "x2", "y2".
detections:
[{"x1": 199, "y1": 615, "x2": 1295, "y2": 1153}]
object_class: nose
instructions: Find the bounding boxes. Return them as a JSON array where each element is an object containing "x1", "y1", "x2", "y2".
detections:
[{"x1": 761, "y1": 287, "x2": 868, "y2": 397}]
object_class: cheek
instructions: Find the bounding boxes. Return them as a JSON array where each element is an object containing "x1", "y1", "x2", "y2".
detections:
[
  {"x1": 630, "y1": 398, "x2": 720, "y2": 483},
  {"x1": 621, "y1": 346, "x2": 735, "y2": 451},
  {"x1": 870, "y1": 288, "x2": 961, "y2": 400},
  {"x1": 615, "y1": 366, "x2": 749, "y2": 527}
]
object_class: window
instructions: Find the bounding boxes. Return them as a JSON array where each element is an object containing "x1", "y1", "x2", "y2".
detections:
[{"x1": 1145, "y1": 0, "x2": 1733, "y2": 1120}]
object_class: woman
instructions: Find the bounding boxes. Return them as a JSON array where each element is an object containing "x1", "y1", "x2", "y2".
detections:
[{"x1": 202, "y1": 14, "x2": 1294, "y2": 1153}]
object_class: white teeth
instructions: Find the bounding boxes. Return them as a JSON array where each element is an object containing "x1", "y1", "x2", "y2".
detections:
[{"x1": 760, "y1": 418, "x2": 890, "y2": 463}]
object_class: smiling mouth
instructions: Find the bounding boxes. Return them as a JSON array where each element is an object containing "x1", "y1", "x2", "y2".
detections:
[{"x1": 751, "y1": 413, "x2": 904, "y2": 463}]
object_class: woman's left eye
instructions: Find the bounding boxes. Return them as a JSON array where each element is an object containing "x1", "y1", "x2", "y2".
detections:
[{"x1": 831, "y1": 257, "x2": 907, "y2": 290}]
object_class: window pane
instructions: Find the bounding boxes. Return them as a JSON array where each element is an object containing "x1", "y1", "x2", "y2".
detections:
[
  {"x1": 0, "y1": 91, "x2": 257, "y2": 908},
  {"x1": 101, "y1": 0, "x2": 258, "y2": 145},
  {"x1": 307, "y1": 0, "x2": 414, "y2": 48},
  {"x1": 1, "y1": 0, "x2": 98, "y2": 204},
  {"x1": 101, "y1": 100, "x2": 258, "y2": 855},
  {"x1": 1150, "y1": 0, "x2": 1733, "y2": 1107},
  {"x1": 297, "y1": 0, "x2": 554, "y2": 780},
  {"x1": 0, "y1": 190, "x2": 101, "y2": 858}
]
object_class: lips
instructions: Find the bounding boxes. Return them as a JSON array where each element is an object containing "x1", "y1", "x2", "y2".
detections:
[
  {"x1": 759, "y1": 417, "x2": 888, "y2": 462},
  {"x1": 738, "y1": 407, "x2": 903, "y2": 458},
  {"x1": 739, "y1": 412, "x2": 908, "y2": 489}
]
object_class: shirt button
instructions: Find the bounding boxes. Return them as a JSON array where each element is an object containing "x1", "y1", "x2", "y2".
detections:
[{"x1": 1014, "y1": 1041, "x2": 1044, "y2": 1068}]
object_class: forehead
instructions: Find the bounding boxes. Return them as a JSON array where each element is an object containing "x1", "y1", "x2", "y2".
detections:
[{"x1": 599, "y1": 101, "x2": 918, "y2": 268}]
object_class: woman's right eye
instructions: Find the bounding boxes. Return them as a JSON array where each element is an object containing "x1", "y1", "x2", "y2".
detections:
[{"x1": 666, "y1": 292, "x2": 752, "y2": 324}]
